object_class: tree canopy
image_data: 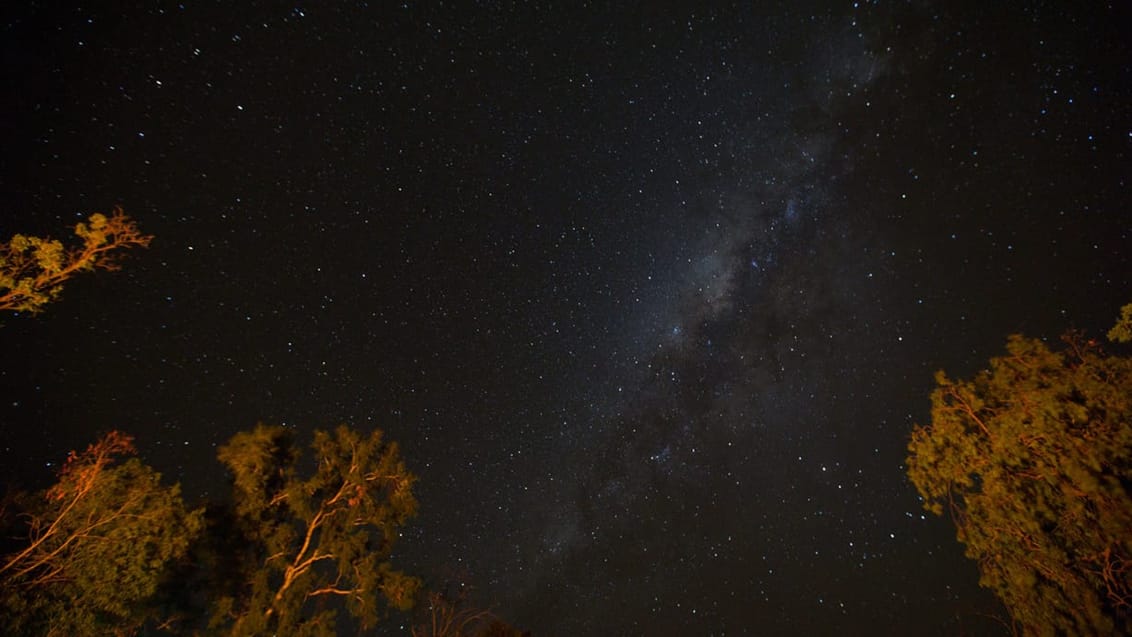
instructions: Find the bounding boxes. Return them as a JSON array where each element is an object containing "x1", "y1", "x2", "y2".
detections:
[
  {"x1": 0, "y1": 432, "x2": 203, "y2": 636},
  {"x1": 1109, "y1": 302, "x2": 1132, "y2": 344},
  {"x1": 907, "y1": 318, "x2": 1132, "y2": 635},
  {"x1": 0, "y1": 208, "x2": 152, "y2": 314},
  {"x1": 209, "y1": 423, "x2": 421, "y2": 636},
  {"x1": 0, "y1": 424, "x2": 424, "y2": 636}
]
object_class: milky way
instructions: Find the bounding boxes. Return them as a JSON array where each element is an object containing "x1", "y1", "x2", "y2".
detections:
[
  {"x1": 499, "y1": 15, "x2": 903, "y2": 629},
  {"x1": 1, "y1": 2, "x2": 1128, "y2": 635}
]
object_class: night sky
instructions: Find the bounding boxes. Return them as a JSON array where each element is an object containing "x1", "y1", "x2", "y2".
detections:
[{"x1": 1, "y1": 2, "x2": 1129, "y2": 635}]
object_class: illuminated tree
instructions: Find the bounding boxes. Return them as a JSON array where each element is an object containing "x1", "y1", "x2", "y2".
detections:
[
  {"x1": 0, "y1": 208, "x2": 152, "y2": 314},
  {"x1": 907, "y1": 318, "x2": 1132, "y2": 635},
  {"x1": 210, "y1": 424, "x2": 421, "y2": 636},
  {"x1": 0, "y1": 432, "x2": 203, "y2": 636},
  {"x1": 1110, "y1": 302, "x2": 1132, "y2": 344}
]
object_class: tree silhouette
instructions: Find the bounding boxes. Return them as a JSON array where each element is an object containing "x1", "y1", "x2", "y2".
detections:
[
  {"x1": 907, "y1": 314, "x2": 1132, "y2": 636},
  {"x1": 0, "y1": 208, "x2": 152, "y2": 314},
  {"x1": 412, "y1": 590, "x2": 530, "y2": 637}
]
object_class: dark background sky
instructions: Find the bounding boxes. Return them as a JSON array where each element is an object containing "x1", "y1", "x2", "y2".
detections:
[{"x1": 1, "y1": 1, "x2": 1129, "y2": 635}]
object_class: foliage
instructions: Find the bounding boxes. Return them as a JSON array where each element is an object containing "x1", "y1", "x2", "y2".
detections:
[
  {"x1": 907, "y1": 322, "x2": 1132, "y2": 636},
  {"x1": 210, "y1": 423, "x2": 421, "y2": 636},
  {"x1": 1, "y1": 424, "x2": 425, "y2": 636},
  {"x1": 0, "y1": 432, "x2": 203, "y2": 636},
  {"x1": 0, "y1": 208, "x2": 152, "y2": 314},
  {"x1": 1110, "y1": 302, "x2": 1132, "y2": 344}
]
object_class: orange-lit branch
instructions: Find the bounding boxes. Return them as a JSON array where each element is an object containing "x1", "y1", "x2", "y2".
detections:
[
  {"x1": 0, "y1": 208, "x2": 153, "y2": 313},
  {"x1": 0, "y1": 432, "x2": 135, "y2": 582}
]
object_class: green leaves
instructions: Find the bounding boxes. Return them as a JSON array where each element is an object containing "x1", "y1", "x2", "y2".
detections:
[
  {"x1": 0, "y1": 208, "x2": 152, "y2": 314},
  {"x1": 907, "y1": 325, "x2": 1132, "y2": 636},
  {"x1": 218, "y1": 424, "x2": 297, "y2": 520},
  {"x1": 0, "y1": 432, "x2": 203, "y2": 636},
  {"x1": 1109, "y1": 303, "x2": 1132, "y2": 343},
  {"x1": 1, "y1": 424, "x2": 421, "y2": 636},
  {"x1": 212, "y1": 423, "x2": 420, "y2": 636}
]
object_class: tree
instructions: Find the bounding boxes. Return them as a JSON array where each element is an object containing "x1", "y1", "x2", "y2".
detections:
[
  {"x1": 0, "y1": 423, "x2": 425, "y2": 636},
  {"x1": 0, "y1": 431, "x2": 203, "y2": 636},
  {"x1": 906, "y1": 316, "x2": 1132, "y2": 635},
  {"x1": 0, "y1": 208, "x2": 152, "y2": 314},
  {"x1": 1109, "y1": 302, "x2": 1132, "y2": 344},
  {"x1": 411, "y1": 590, "x2": 530, "y2": 637},
  {"x1": 210, "y1": 423, "x2": 421, "y2": 636}
]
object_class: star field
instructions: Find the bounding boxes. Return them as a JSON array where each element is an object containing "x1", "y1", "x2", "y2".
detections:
[{"x1": 1, "y1": 2, "x2": 1129, "y2": 635}]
